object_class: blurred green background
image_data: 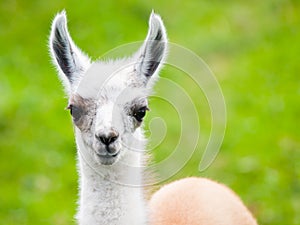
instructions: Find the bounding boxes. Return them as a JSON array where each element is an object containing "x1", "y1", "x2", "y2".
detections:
[{"x1": 0, "y1": 0, "x2": 299, "y2": 224}]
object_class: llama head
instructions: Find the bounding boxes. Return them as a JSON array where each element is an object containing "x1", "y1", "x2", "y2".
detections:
[{"x1": 49, "y1": 11, "x2": 167, "y2": 166}]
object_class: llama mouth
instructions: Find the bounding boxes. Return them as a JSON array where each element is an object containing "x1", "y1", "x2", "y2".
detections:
[
  {"x1": 98, "y1": 153, "x2": 118, "y2": 158},
  {"x1": 95, "y1": 151, "x2": 119, "y2": 165}
]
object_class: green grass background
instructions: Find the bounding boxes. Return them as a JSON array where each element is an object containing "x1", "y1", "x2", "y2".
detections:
[{"x1": 0, "y1": 0, "x2": 299, "y2": 224}]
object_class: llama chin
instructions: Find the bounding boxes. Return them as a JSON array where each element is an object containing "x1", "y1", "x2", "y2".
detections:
[{"x1": 49, "y1": 10, "x2": 257, "y2": 225}]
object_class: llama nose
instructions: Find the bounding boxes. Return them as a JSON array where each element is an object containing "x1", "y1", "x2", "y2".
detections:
[{"x1": 95, "y1": 130, "x2": 119, "y2": 146}]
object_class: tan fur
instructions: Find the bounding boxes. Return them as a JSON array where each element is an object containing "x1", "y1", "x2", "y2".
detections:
[{"x1": 149, "y1": 177, "x2": 258, "y2": 225}]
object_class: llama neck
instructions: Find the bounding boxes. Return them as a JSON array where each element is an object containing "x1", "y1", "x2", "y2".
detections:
[{"x1": 75, "y1": 129, "x2": 148, "y2": 225}]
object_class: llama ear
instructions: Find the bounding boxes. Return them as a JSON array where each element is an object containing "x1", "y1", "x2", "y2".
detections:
[
  {"x1": 49, "y1": 11, "x2": 91, "y2": 94},
  {"x1": 134, "y1": 12, "x2": 168, "y2": 87}
]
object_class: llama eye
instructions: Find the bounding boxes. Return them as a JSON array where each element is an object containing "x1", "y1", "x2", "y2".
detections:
[
  {"x1": 68, "y1": 104, "x2": 82, "y2": 121},
  {"x1": 133, "y1": 106, "x2": 148, "y2": 122}
]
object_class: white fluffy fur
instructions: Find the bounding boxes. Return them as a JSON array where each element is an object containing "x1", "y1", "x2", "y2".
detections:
[
  {"x1": 49, "y1": 11, "x2": 257, "y2": 225},
  {"x1": 75, "y1": 131, "x2": 147, "y2": 224}
]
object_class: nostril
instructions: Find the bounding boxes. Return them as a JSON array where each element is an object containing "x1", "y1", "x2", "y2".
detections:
[
  {"x1": 99, "y1": 136, "x2": 108, "y2": 145},
  {"x1": 96, "y1": 130, "x2": 119, "y2": 146}
]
